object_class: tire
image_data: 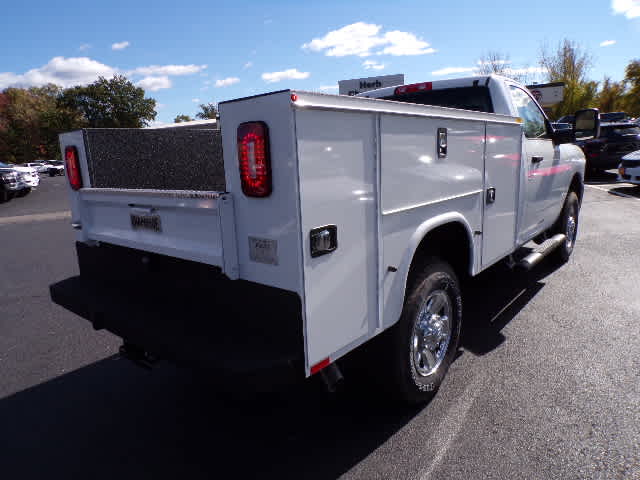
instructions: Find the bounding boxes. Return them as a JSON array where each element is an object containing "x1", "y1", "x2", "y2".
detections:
[
  {"x1": 380, "y1": 258, "x2": 463, "y2": 404},
  {"x1": 552, "y1": 191, "x2": 580, "y2": 264},
  {"x1": 49, "y1": 169, "x2": 56, "y2": 177},
  {"x1": 16, "y1": 187, "x2": 31, "y2": 197},
  {"x1": 0, "y1": 189, "x2": 11, "y2": 203}
]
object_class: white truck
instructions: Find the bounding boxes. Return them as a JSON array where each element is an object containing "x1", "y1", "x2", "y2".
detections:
[{"x1": 50, "y1": 75, "x2": 599, "y2": 404}]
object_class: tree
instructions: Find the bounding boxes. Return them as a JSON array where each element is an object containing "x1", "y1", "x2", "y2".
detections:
[
  {"x1": 60, "y1": 75, "x2": 157, "y2": 128},
  {"x1": 195, "y1": 102, "x2": 218, "y2": 120},
  {"x1": 476, "y1": 51, "x2": 538, "y2": 85},
  {"x1": 0, "y1": 84, "x2": 83, "y2": 163},
  {"x1": 622, "y1": 60, "x2": 640, "y2": 117},
  {"x1": 174, "y1": 114, "x2": 193, "y2": 123},
  {"x1": 597, "y1": 77, "x2": 626, "y2": 113},
  {"x1": 539, "y1": 39, "x2": 598, "y2": 118}
]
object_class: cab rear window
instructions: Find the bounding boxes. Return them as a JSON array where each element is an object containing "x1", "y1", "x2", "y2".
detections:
[{"x1": 382, "y1": 86, "x2": 494, "y2": 113}]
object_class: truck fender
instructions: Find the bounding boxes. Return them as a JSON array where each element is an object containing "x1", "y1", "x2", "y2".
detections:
[{"x1": 381, "y1": 212, "x2": 475, "y2": 330}]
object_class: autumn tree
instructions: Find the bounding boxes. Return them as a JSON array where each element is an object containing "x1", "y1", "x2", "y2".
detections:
[
  {"x1": 60, "y1": 75, "x2": 157, "y2": 128},
  {"x1": 539, "y1": 39, "x2": 598, "y2": 118}
]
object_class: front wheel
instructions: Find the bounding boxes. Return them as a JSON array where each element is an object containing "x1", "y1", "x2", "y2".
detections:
[
  {"x1": 552, "y1": 191, "x2": 580, "y2": 264},
  {"x1": 383, "y1": 258, "x2": 463, "y2": 404}
]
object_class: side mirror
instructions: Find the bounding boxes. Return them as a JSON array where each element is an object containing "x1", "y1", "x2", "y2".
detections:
[{"x1": 573, "y1": 108, "x2": 600, "y2": 140}]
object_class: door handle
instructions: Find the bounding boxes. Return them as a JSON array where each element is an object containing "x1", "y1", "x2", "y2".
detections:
[
  {"x1": 486, "y1": 187, "x2": 496, "y2": 204},
  {"x1": 531, "y1": 156, "x2": 544, "y2": 164}
]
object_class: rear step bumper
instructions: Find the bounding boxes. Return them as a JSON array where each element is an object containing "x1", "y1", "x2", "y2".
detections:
[{"x1": 50, "y1": 243, "x2": 304, "y2": 389}]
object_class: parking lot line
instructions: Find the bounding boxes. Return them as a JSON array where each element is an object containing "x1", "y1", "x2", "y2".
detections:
[
  {"x1": 0, "y1": 211, "x2": 71, "y2": 226},
  {"x1": 585, "y1": 184, "x2": 640, "y2": 201}
]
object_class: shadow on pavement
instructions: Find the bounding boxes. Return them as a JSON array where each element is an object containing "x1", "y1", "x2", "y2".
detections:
[
  {"x1": 584, "y1": 169, "x2": 617, "y2": 184},
  {"x1": 0, "y1": 259, "x2": 559, "y2": 480},
  {"x1": 610, "y1": 185, "x2": 640, "y2": 198}
]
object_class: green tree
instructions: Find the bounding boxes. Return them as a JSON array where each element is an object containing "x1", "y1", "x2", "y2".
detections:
[
  {"x1": 195, "y1": 102, "x2": 218, "y2": 120},
  {"x1": 597, "y1": 77, "x2": 626, "y2": 113},
  {"x1": 539, "y1": 39, "x2": 598, "y2": 119},
  {"x1": 60, "y1": 75, "x2": 157, "y2": 128},
  {"x1": 622, "y1": 60, "x2": 640, "y2": 117},
  {"x1": 174, "y1": 114, "x2": 193, "y2": 123}
]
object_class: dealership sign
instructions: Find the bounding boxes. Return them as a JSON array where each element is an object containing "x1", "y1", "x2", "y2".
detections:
[
  {"x1": 526, "y1": 82, "x2": 564, "y2": 107},
  {"x1": 338, "y1": 74, "x2": 405, "y2": 96}
]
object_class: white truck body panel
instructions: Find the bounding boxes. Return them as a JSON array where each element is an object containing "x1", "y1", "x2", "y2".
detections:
[{"x1": 58, "y1": 75, "x2": 586, "y2": 379}]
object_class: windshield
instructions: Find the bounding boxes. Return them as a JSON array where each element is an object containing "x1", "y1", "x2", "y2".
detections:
[
  {"x1": 0, "y1": 162, "x2": 11, "y2": 168},
  {"x1": 382, "y1": 86, "x2": 494, "y2": 113}
]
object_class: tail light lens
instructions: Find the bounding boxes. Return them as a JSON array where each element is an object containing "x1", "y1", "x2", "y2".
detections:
[
  {"x1": 394, "y1": 82, "x2": 432, "y2": 96},
  {"x1": 238, "y1": 122, "x2": 271, "y2": 197},
  {"x1": 64, "y1": 146, "x2": 82, "y2": 190}
]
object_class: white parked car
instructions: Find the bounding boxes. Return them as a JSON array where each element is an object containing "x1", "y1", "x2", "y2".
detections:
[
  {"x1": 0, "y1": 162, "x2": 39, "y2": 196},
  {"x1": 617, "y1": 150, "x2": 640, "y2": 185},
  {"x1": 25, "y1": 162, "x2": 50, "y2": 174}
]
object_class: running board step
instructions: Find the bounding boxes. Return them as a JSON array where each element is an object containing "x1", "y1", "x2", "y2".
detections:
[{"x1": 518, "y1": 233, "x2": 566, "y2": 270}]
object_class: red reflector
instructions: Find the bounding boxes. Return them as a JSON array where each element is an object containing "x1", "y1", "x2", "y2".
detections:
[
  {"x1": 291, "y1": 93, "x2": 298, "y2": 102},
  {"x1": 310, "y1": 357, "x2": 331, "y2": 375},
  {"x1": 394, "y1": 82, "x2": 433, "y2": 96},
  {"x1": 64, "y1": 146, "x2": 82, "y2": 191},
  {"x1": 237, "y1": 121, "x2": 272, "y2": 197}
]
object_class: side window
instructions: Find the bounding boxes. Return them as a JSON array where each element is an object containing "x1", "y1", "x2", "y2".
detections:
[{"x1": 508, "y1": 86, "x2": 547, "y2": 139}]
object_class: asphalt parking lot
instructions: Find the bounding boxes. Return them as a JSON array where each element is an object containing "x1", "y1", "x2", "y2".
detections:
[{"x1": 0, "y1": 174, "x2": 638, "y2": 480}]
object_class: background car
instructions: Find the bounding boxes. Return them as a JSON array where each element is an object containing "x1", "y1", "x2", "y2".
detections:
[
  {"x1": 600, "y1": 112, "x2": 630, "y2": 123},
  {"x1": 0, "y1": 166, "x2": 20, "y2": 202},
  {"x1": 575, "y1": 122, "x2": 640, "y2": 172},
  {"x1": 551, "y1": 122, "x2": 572, "y2": 131},
  {"x1": 11, "y1": 165, "x2": 40, "y2": 197},
  {"x1": 44, "y1": 160, "x2": 65, "y2": 176},
  {"x1": 25, "y1": 161, "x2": 50, "y2": 174},
  {"x1": 617, "y1": 150, "x2": 640, "y2": 185}
]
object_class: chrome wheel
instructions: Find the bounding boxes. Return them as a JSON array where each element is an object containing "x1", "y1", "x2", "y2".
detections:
[{"x1": 411, "y1": 290, "x2": 452, "y2": 377}]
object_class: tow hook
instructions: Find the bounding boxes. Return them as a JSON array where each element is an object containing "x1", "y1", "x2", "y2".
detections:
[{"x1": 119, "y1": 342, "x2": 159, "y2": 370}]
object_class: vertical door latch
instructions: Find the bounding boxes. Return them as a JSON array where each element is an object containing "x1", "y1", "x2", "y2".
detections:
[{"x1": 437, "y1": 128, "x2": 447, "y2": 158}]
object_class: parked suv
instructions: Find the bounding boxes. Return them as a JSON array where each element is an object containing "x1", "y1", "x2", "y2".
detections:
[
  {"x1": 576, "y1": 122, "x2": 640, "y2": 171},
  {"x1": 0, "y1": 166, "x2": 20, "y2": 202}
]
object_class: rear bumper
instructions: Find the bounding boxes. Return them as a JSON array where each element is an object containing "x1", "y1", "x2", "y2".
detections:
[{"x1": 50, "y1": 242, "x2": 305, "y2": 389}]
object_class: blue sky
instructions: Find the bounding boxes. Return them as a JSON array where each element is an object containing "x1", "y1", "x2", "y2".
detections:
[{"x1": 2, "y1": 0, "x2": 639, "y2": 124}]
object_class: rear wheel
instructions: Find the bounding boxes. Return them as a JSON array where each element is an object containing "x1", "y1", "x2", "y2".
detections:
[
  {"x1": 381, "y1": 258, "x2": 462, "y2": 404},
  {"x1": 0, "y1": 189, "x2": 11, "y2": 203},
  {"x1": 16, "y1": 187, "x2": 31, "y2": 197},
  {"x1": 552, "y1": 191, "x2": 580, "y2": 263}
]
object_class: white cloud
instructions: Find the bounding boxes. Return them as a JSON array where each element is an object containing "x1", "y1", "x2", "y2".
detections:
[
  {"x1": 78, "y1": 43, "x2": 91, "y2": 52},
  {"x1": 477, "y1": 59, "x2": 510, "y2": 66},
  {"x1": 243, "y1": 61, "x2": 253, "y2": 69},
  {"x1": 302, "y1": 22, "x2": 435, "y2": 57},
  {"x1": 111, "y1": 41, "x2": 130, "y2": 51},
  {"x1": 192, "y1": 98, "x2": 200, "y2": 103},
  {"x1": 377, "y1": 31, "x2": 435, "y2": 56},
  {"x1": 612, "y1": 0, "x2": 640, "y2": 18},
  {"x1": 319, "y1": 85, "x2": 338, "y2": 91},
  {"x1": 432, "y1": 66, "x2": 476, "y2": 76},
  {"x1": 262, "y1": 68, "x2": 310, "y2": 83},
  {"x1": 136, "y1": 76, "x2": 172, "y2": 91},
  {"x1": 363, "y1": 60, "x2": 385, "y2": 70},
  {"x1": 600, "y1": 39, "x2": 617, "y2": 47},
  {"x1": 0, "y1": 56, "x2": 116, "y2": 89},
  {"x1": 130, "y1": 64, "x2": 207, "y2": 76},
  {"x1": 215, "y1": 77, "x2": 240, "y2": 87}
]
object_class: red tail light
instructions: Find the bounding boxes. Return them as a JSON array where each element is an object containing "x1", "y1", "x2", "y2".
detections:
[
  {"x1": 238, "y1": 122, "x2": 271, "y2": 197},
  {"x1": 64, "y1": 146, "x2": 82, "y2": 190},
  {"x1": 394, "y1": 82, "x2": 433, "y2": 96}
]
